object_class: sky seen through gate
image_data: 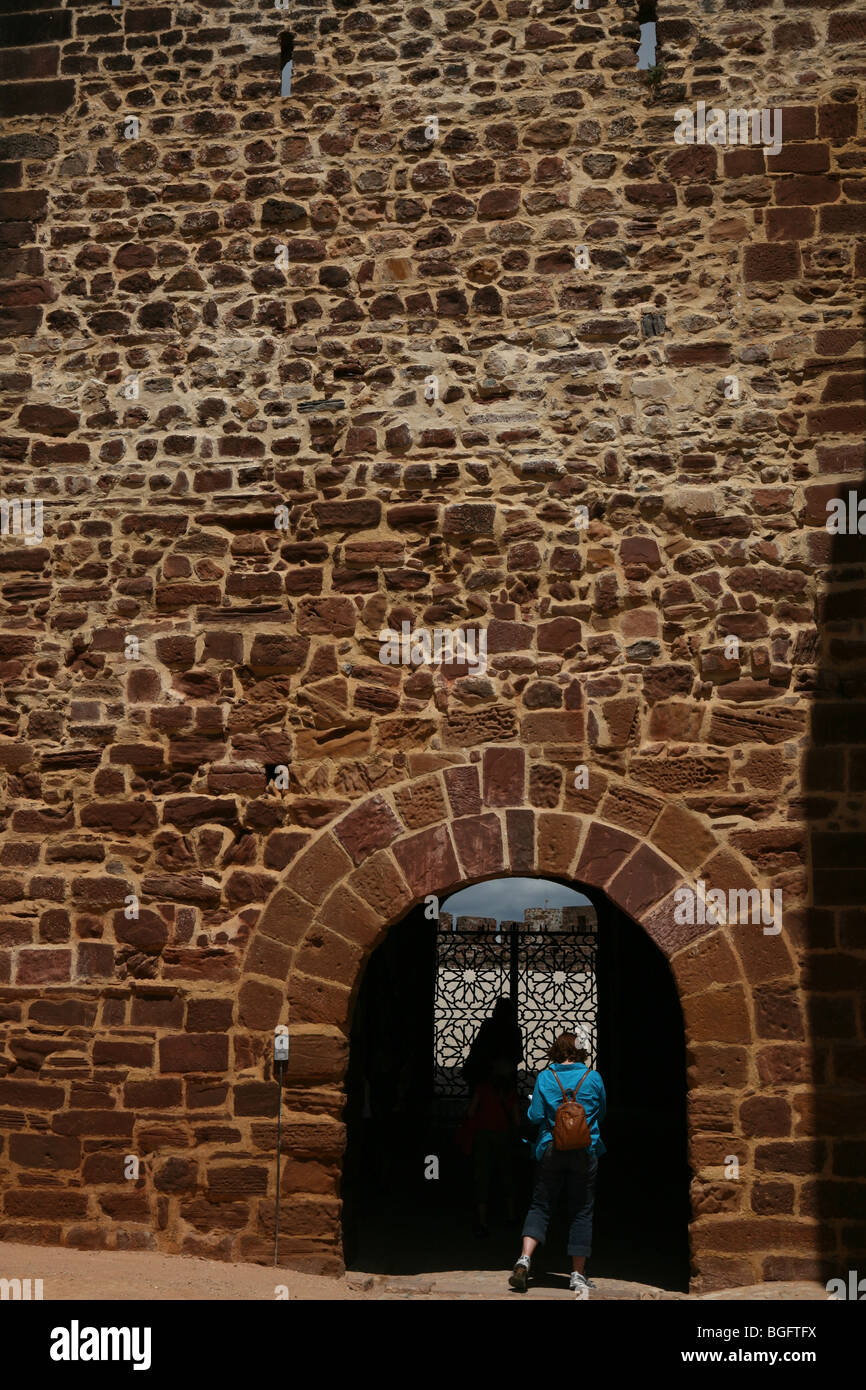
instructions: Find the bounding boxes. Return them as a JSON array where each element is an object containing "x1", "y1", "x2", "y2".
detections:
[{"x1": 442, "y1": 878, "x2": 593, "y2": 925}]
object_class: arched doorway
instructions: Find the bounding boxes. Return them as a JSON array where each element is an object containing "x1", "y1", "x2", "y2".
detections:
[
  {"x1": 237, "y1": 788, "x2": 777, "y2": 1291},
  {"x1": 340, "y1": 874, "x2": 690, "y2": 1291}
]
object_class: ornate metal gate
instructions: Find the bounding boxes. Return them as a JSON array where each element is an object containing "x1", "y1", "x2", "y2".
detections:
[{"x1": 433, "y1": 914, "x2": 598, "y2": 1100}]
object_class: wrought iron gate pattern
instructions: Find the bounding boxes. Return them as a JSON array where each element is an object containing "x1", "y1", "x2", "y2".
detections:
[{"x1": 433, "y1": 920, "x2": 598, "y2": 1097}]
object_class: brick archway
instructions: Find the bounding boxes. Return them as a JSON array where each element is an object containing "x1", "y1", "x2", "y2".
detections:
[{"x1": 235, "y1": 762, "x2": 794, "y2": 1292}]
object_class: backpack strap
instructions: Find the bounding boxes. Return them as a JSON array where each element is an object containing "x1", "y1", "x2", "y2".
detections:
[
  {"x1": 549, "y1": 1065, "x2": 591, "y2": 1102},
  {"x1": 574, "y1": 1066, "x2": 591, "y2": 1096}
]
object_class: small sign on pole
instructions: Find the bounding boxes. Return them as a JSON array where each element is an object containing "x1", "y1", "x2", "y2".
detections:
[{"x1": 273, "y1": 1025, "x2": 289, "y2": 1266}]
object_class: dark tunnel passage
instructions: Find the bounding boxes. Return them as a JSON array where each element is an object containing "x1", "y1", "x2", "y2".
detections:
[{"x1": 341, "y1": 880, "x2": 690, "y2": 1291}]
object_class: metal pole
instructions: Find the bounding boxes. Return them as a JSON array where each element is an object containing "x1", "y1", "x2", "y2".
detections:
[{"x1": 274, "y1": 1058, "x2": 284, "y2": 1267}]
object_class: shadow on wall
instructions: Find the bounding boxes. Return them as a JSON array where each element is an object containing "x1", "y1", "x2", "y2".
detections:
[{"x1": 806, "y1": 464, "x2": 866, "y2": 1282}]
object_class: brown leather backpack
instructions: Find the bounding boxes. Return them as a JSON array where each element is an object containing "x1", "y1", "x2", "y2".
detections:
[{"x1": 551, "y1": 1066, "x2": 592, "y2": 1151}]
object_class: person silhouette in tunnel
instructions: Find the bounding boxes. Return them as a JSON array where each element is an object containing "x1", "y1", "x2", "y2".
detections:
[
  {"x1": 463, "y1": 996, "x2": 524, "y2": 1093},
  {"x1": 459, "y1": 998, "x2": 524, "y2": 1236}
]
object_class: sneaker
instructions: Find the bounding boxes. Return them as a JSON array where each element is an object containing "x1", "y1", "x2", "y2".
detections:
[
  {"x1": 509, "y1": 1255, "x2": 530, "y2": 1293},
  {"x1": 569, "y1": 1271, "x2": 592, "y2": 1296}
]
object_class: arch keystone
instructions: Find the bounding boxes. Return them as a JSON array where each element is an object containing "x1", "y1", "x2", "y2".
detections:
[{"x1": 392, "y1": 824, "x2": 460, "y2": 898}]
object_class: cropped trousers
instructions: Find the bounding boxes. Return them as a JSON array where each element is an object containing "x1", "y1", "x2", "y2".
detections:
[{"x1": 521, "y1": 1145, "x2": 598, "y2": 1258}]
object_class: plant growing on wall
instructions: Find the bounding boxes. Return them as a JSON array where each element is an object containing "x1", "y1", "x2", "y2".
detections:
[{"x1": 642, "y1": 62, "x2": 666, "y2": 99}]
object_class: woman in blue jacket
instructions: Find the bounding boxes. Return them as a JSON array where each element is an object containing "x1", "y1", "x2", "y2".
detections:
[{"x1": 509, "y1": 1028, "x2": 606, "y2": 1295}]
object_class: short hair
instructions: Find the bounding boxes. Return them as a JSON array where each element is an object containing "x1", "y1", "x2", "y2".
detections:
[{"x1": 548, "y1": 1032, "x2": 587, "y2": 1064}]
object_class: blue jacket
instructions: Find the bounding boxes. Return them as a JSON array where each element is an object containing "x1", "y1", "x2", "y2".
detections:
[{"x1": 527, "y1": 1063, "x2": 607, "y2": 1160}]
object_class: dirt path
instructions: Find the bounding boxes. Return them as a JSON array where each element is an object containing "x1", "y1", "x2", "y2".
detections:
[{"x1": 0, "y1": 1242, "x2": 827, "y2": 1301}]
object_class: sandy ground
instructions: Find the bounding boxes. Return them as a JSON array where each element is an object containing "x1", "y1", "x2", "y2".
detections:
[{"x1": 0, "y1": 1242, "x2": 829, "y2": 1301}]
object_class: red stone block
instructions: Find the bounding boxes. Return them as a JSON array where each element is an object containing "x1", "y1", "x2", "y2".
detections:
[
  {"x1": 575, "y1": 823, "x2": 638, "y2": 887},
  {"x1": 754, "y1": 1141, "x2": 825, "y2": 1175},
  {"x1": 536, "y1": 812, "x2": 581, "y2": 877},
  {"x1": 16, "y1": 948, "x2": 70, "y2": 983},
  {"x1": 723, "y1": 148, "x2": 764, "y2": 177},
  {"x1": 4, "y1": 1191, "x2": 89, "y2": 1220},
  {"x1": 666, "y1": 342, "x2": 732, "y2": 365},
  {"x1": 487, "y1": 618, "x2": 535, "y2": 653},
  {"x1": 159, "y1": 1033, "x2": 229, "y2": 1074},
  {"x1": 98, "y1": 1190, "x2": 150, "y2": 1222},
  {"x1": 818, "y1": 103, "x2": 859, "y2": 141},
  {"x1": 123, "y1": 1079, "x2": 182, "y2": 1109},
  {"x1": 264, "y1": 833, "x2": 308, "y2": 873},
  {"x1": 525, "y1": 20, "x2": 564, "y2": 48},
  {"x1": 243, "y1": 933, "x2": 293, "y2": 984},
  {"x1": 18, "y1": 402, "x2": 76, "y2": 435},
  {"x1": 743, "y1": 242, "x2": 801, "y2": 281},
  {"x1": 624, "y1": 182, "x2": 677, "y2": 209},
  {"x1": 828, "y1": 12, "x2": 866, "y2": 44},
  {"x1": 285, "y1": 1027, "x2": 348, "y2": 1085},
  {"x1": 697, "y1": 1216, "x2": 830, "y2": 1254},
  {"x1": 206, "y1": 1164, "x2": 268, "y2": 1200},
  {"x1": 392, "y1": 824, "x2": 461, "y2": 899},
  {"x1": 520, "y1": 711, "x2": 584, "y2": 743},
  {"x1": 0, "y1": 1078, "x2": 64, "y2": 1109},
  {"x1": 443, "y1": 502, "x2": 496, "y2": 538},
  {"x1": 393, "y1": 778, "x2": 447, "y2": 831},
  {"x1": 316, "y1": 884, "x2": 381, "y2": 950},
  {"x1": 774, "y1": 175, "x2": 840, "y2": 205},
  {"x1": 308, "y1": 497, "x2": 380, "y2": 532},
  {"x1": 820, "y1": 202, "x2": 866, "y2": 234},
  {"x1": 186, "y1": 998, "x2": 233, "y2": 1032},
  {"x1": 682, "y1": 986, "x2": 752, "y2": 1044},
  {"x1": 768, "y1": 143, "x2": 829, "y2": 175},
  {"x1": 664, "y1": 145, "x2": 717, "y2": 182},
  {"x1": 775, "y1": 105, "x2": 816, "y2": 140},
  {"x1": 238, "y1": 979, "x2": 283, "y2": 1030},
  {"x1": 807, "y1": 404, "x2": 866, "y2": 435},
  {"x1": 349, "y1": 851, "x2": 412, "y2": 926},
  {"x1": 233, "y1": 1082, "x2": 279, "y2": 1118},
  {"x1": 773, "y1": 20, "x2": 815, "y2": 50},
  {"x1": 75, "y1": 942, "x2": 115, "y2": 981},
  {"x1": 288, "y1": 972, "x2": 351, "y2": 1028},
  {"x1": 751, "y1": 1182, "x2": 795, "y2": 1216},
  {"x1": 0, "y1": 80, "x2": 74, "y2": 118},
  {"x1": 765, "y1": 206, "x2": 815, "y2": 240},
  {"x1": 225, "y1": 870, "x2": 279, "y2": 905},
  {"x1": 296, "y1": 596, "x2": 356, "y2": 636},
  {"x1": 92, "y1": 1040, "x2": 154, "y2": 1068},
  {"x1": 295, "y1": 926, "x2": 363, "y2": 986},
  {"x1": 608, "y1": 844, "x2": 682, "y2": 920},
  {"x1": 478, "y1": 186, "x2": 521, "y2": 219},
  {"x1": 692, "y1": 1256, "x2": 758, "y2": 1296},
  {"x1": 821, "y1": 372, "x2": 866, "y2": 403},
  {"x1": 185, "y1": 1081, "x2": 229, "y2": 1112},
  {"x1": 482, "y1": 747, "x2": 525, "y2": 807},
  {"x1": 451, "y1": 813, "x2": 504, "y2": 879},
  {"x1": 530, "y1": 763, "x2": 562, "y2": 809},
  {"x1": 286, "y1": 835, "x2": 353, "y2": 908},
  {"x1": 333, "y1": 795, "x2": 402, "y2": 866},
  {"x1": 52, "y1": 1110, "x2": 134, "y2": 1139},
  {"x1": 80, "y1": 800, "x2": 158, "y2": 834},
  {"x1": 505, "y1": 809, "x2": 534, "y2": 872},
  {"x1": 740, "y1": 1096, "x2": 792, "y2": 1137},
  {"x1": 523, "y1": 118, "x2": 572, "y2": 149},
  {"x1": 754, "y1": 984, "x2": 805, "y2": 1040},
  {"x1": 687, "y1": 1045, "x2": 747, "y2": 1090}
]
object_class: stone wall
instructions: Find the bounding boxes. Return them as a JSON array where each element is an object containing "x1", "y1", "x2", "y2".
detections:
[{"x1": 0, "y1": 0, "x2": 863, "y2": 1290}]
